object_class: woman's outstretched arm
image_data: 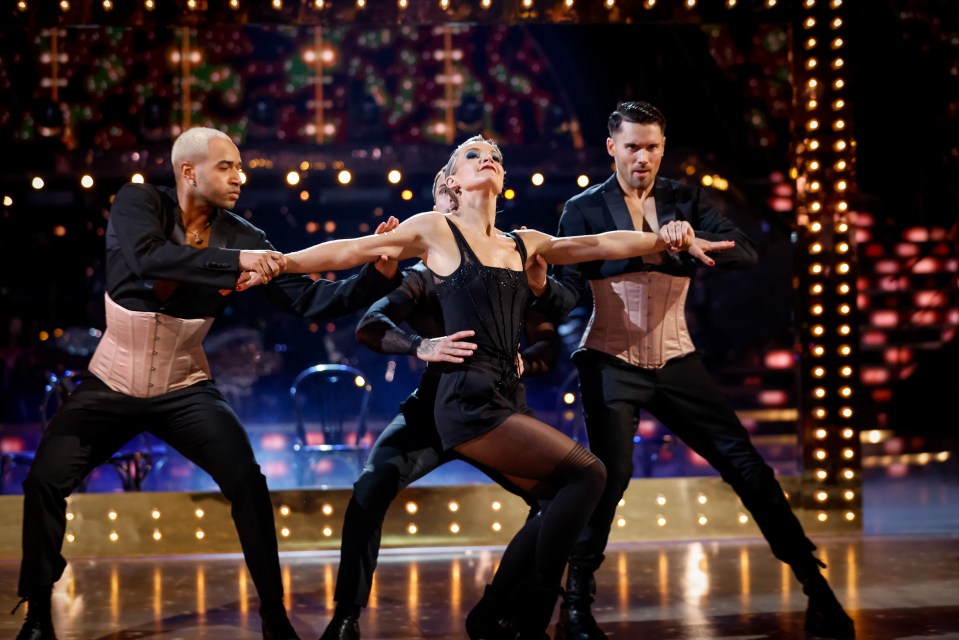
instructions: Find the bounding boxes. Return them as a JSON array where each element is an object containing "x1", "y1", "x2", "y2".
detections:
[
  {"x1": 283, "y1": 212, "x2": 440, "y2": 273},
  {"x1": 516, "y1": 228, "x2": 734, "y2": 266}
]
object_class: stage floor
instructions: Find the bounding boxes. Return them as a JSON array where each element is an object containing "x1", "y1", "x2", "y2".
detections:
[{"x1": 2, "y1": 534, "x2": 958, "y2": 640}]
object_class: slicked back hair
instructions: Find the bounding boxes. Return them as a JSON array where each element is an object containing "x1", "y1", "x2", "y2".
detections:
[{"x1": 608, "y1": 101, "x2": 666, "y2": 137}]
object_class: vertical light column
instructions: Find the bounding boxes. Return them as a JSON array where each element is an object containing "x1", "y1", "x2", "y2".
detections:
[{"x1": 792, "y1": 0, "x2": 860, "y2": 528}]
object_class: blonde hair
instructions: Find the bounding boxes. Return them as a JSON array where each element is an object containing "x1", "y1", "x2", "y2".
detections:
[{"x1": 171, "y1": 127, "x2": 232, "y2": 168}]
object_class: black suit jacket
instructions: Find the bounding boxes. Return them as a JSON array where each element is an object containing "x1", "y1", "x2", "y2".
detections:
[
  {"x1": 538, "y1": 174, "x2": 759, "y2": 316},
  {"x1": 104, "y1": 183, "x2": 398, "y2": 321}
]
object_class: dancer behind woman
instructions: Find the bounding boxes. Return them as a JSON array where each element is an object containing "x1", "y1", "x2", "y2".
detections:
[{"x1": 253, "y1": 136, "x2": 733, "y2": 638}]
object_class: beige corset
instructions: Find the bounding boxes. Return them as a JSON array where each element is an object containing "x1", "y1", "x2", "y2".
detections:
[
  {"x1": 582, "y1": 271, "x2": 695, "y2": 369},
  {"x1": 88, "y1": 294, "x2": 214, "y2": 398}
]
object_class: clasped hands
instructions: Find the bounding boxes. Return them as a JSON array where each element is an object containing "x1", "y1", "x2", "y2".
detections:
[
  {"x1": 233, "y1": 216, "x2": 402, "y2": 292},
  {"x1": 659, "y1": 219, "x2": 734, "y2": 267}
]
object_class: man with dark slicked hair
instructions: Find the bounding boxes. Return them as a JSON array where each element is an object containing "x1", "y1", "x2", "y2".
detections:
[{"x1": 538, "y1": 101, "x2": 855, "y2": 640}]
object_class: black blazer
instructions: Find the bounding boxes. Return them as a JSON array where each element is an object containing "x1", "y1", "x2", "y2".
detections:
[
  {"x1": 104, "y1": 183, "x2": 398, "y2": 320},
  {"x1": 539, "y1": 174, "x2": 759, "y2": 316}
]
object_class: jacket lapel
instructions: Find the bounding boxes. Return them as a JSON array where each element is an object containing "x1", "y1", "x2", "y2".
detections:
[{"x1": 601, "y1": 175, "x2": 634, "y2": 231}]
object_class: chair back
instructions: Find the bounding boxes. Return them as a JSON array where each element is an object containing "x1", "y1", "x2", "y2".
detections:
[{"x1": 290, "y1": 364, "x2": 371, "y2": 449}]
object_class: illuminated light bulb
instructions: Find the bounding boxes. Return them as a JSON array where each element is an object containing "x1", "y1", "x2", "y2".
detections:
[
  {"x1": 405, "y1": 502, "x2": 418, "y2": 514},
  {"x1": 832, "y1": 17, "x2": 842, "y2": 28},
  {"x1": 839, "y1": 304, "x2": 851, "y2": 315},
  {"x1": 839, "y1": 344, "x2": 851, "y2": 356},
  {"x1": 842, "y1": 448, "x2": 855, "y2": 459},
  {"x1": 618, "y1": 498, "x2": 626, "y2": 507},
  {"x1": 841, "y1": 407, "x2": 853, "y2": 418},
  {"x1": 2, "y1": 196, "x2": 12, "y2": 206},
  {"x1": 448, "y1": 501, "x2": 460, "y2": 512},
  {"x1": 314, "y1": 0, "x2": 324, "y2": 7},
  {"x1": 17, "y1": 1, "x2": 27, "y2": 11},
  {"x1": 81, "y1": 174, "x2": 94, "y2": 189},
  {"x1": 835, "y1": 121, "x2": 847, "y2": 132},
  {"x1": 726, "y1": 0, "x2": 736, "y2": 6},
  {"x1": 812, "y1": 325, "x2": 825, "y2": 336},
  {"x1": 697, "y1": 515, "x2": 708, "y2": 526},
  {"x1": 845, "y1": 511, "x2": 855, "y2": 521},
  {"x1": 531, "y1": 173, "x2": 545, "y2": 186},
  {"x1": 837, "y1": 201, "x2": 849, "y2": 211},
  {"x1": 66, "y1": 512, "x2": 75, "y2": 521},
  {"x1": 837, "y1": 262, "x2": 850, "y2": 274},
  {"x1": 280, "y1": 527, "x2": 290, "y2": 537},
  {"x1": 656, "y1": 516, "x2": 667, "y2": 527},
  {"x1": 809, "y1": 180, "x2": 821, "y2": 191},
  {"x1": 322, "y1": 504, "x2": 334, "y2": 516},
  {"x1": 841, "y1": 426, "x2": 854, "y2": 438},
  {"x1": 195, "y1": 509, "x2": 205, "y2": 518},
  {"x1": 354, "y1": 375, "x2": 366, "y2": 387},
  {"x1": 196, "y1": 529, "x2": 205, "y2": 539},
  {"x1": 810, "y1": 221, "x2": 823, "y2": 232},
  {"x1": 563, "y1": 392, "x2": 576, "y2": 404},
  {"x1": 834, "y1": 78, "x2": 845, "y2": 89},
  {"x1": 144, "y1": 0, "x2": 155, "y2": 9},
  {"x1": 811, "y1": 304, "x2": 824, "y2": 315},
  {"x1": 842, "y1": 469, "x2": 854, "y2": 480},
  {"x1": 834, "y1": 99, "x2": 846, "y2": 110},
  {"x1": 239, "y1": 171, "x2": 247, "y2": 184},
  {"x1": 102, "y1": 0, "x2": 112, "y2": 9},
  {"x1": 810, "y1": 263, "x2": 823, "y2": 275},
  {"x1": 809, "y1": 160, "x2": 820, "y2": 171},
  {"x1": 449, "y1": 523, "x2": 461, "y2": 534},
  {"x1": 805, "y1": 17, "x2": 816, "y2": 28},
  {"x1": 656, "y1": 495, "x2": 667, "y2": 506},
  {"x1": 59, "y1": 0, "x2": 69, "y2": 9},
  {"x1": 813, "y1": 346, "x2": 825, "y2": 357},
  {"x1": 577, "y1": 175, "x2": 589, "y2": 187},
  {"x1": 398, "y1": 0, "x2": 408, "y2": 7},
  {"x1": 151, "y1": 509, "x2": 161, "y2": 519},
  {"x1": 66, "y1": 533, "x2": 75, "y2": 542},
  {"x1": 837, "y1": 242, "x2": 849, "y2": 253},
  {"x1": 323, "y1": 526, "x2": 333, "y2": 537},
  {"x1": 815, "y1": 469, "x2": 828, "y2": 480},
  {"x1": 279, "y1": 505, "x2": 291, "y2": 517},
  {"x1": 285, "y1": 171, "x2": 300, "y2": 186},
  {"x1": 438, "y1": 0, "x2": 448, "y2": 8},
  {"x1": 738, "y1": 513, "x2": 749, "y2": 524},
  {"x1": 839, "y1": 325, "x2": 852, "y2": 336},
  {"x1": 811, "y1": 283, "x2": 823, "y2": 294},
  {"x1": 616, "y1": 517, "x2": 627, "y2": 527},
  {"x1": 32, "y1": 177, "x2": 45, "y2": 190},
  {"x1": 337, "y1": 170, "x2": 352, "y2": 185},
  {"x1": 299, "y1": 191, "x2": 309, "y2": 202},
  {"x1": 807, "y1": 78, "x2": 818, "y2": 89},
  {"x1": 806, "y1": 60, "x2": 818, "y2": 70},
  {"x1": 815, "y1": 491, "x2": 828, "y2": 502},
  {"x1": 388, "y1": 169, "x2": 402, "y2": 184},
  {"x1": 843, "y1": 490, "x2": 855, "y2": 501},
  {"x1": 840, "y1": 365, "x2": 853, "y2": 376},
  {"x1": 229, "y1": 0, "x2": 239, "y2": 8},
  {"x1": 813, "y1": 366, "x2": 825, "y2": 378},
  {"x1": 815, "y1": 428, "x2": 827, "y2": 439},
  {"x1": 831, "y1": 0, "x2": 842, "y2": 6},
  {"x1": 804, "y1": 0, "x2": 814, "y2": 6},
  {"x1": 481, "y1": 0, "x2": 491, "y2": 7},
  {"x1": 131, "y1": 173, "x2": 145, "y2": 184},
  {"x1": 503, "y1": 188, "x2": 516, "y2": 200},
  {"x1": 108, "y1": 510, "x2": 118, "y2": 521},
  {"x1": 152, "y1": 529, "x2": 162, "y2": 541},
  {"x1": 817, "y1": 512, "x2": 828, "y2": 522},
  {"x1": 697, "y1": 494, "x2": 708, "y2": 505},
  {"x1": 814, "y1": 449, "x2": 827, "y2": 460},
  {"x1": 492, "y1": 521, "x2": 502, "y2": 531},
  {"x1": 810, "y1": 201, "x2": 822, "y2": 212},
  {"x1": 837, "y1": 283, "x2": 850, "y2": 294},
  {"x1": 407, "y1": 524, "x2": 418, "y2": 534},
  {"x1": 401, "y1": 190, "x2": 413, "y2": 200},
  {"x1": 806, "y1": 37, "x2": 817, "y2": 49},
  {"x1": 187, "y1": 0, "x2": 197, "y2": 9},
  {"x1": 109, "y1": 531, "x2": 119, "y2": 542}
]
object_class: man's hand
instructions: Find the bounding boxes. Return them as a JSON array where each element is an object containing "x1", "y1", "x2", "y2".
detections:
[
  {"x1": 372, "y1": 216, "x2": 400, "y2": 279},
  {"x1": 415, "y1": 330, "x2": 477, "y2": 363},
  {"x1": 238, "y1": 250, "x2": 285, "y2": 283},
  {"x1": 660, "y1": 220, "x2": 692, "y2": 254}
]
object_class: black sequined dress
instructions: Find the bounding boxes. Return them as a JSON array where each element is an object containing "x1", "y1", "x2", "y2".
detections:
[{"x1": 430, "y1": 217, "x2": 531, "y2": 450}]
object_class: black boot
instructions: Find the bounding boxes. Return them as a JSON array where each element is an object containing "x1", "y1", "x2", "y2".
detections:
[
  {"x1": 13, "y1": 589, "x2": 57, "y2": 640},
  {"x1": 793, "y1": 558, "x2": 855, "y2": 639},
  {"x1": 554, "y1": 566, "x2": 606, "y2": 640},
  {"x1": 319, "y1": 604, "x2": 360, "y2": 640},
  {"x1": 466, "y1": 584, "x2": 514, "y2": 640},
  {"x1": 260, "y1": 602, "x2": 300, "y2": 640},
  {"x1": 513, "y1": 582, "x2": 562, "y2": 640}
]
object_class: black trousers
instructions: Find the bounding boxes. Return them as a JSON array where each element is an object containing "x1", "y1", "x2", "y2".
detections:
[
  {"x1": 570, "y1": 349, "x2": 816, "y2": 573},
  {"x1": 19, "y1": 376, "x2": 284, "y2": 609},
  {"x1": 335, "y1": 374, "x2": 537, "y2": 608}
]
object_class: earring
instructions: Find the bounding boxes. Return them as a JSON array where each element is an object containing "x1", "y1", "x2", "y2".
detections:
[{"x1": 191, "y1": 179, "x2": 197, "y2": 187}]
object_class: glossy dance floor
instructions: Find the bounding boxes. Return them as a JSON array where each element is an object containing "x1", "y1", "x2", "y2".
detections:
[{"x1": 1, "y1": 534, "x2": 958, "y2": 640}]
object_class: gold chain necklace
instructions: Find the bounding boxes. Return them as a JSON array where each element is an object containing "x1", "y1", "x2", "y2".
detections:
[{"x1": 186, "y1": 222, "x2": 211, "y2": 246}]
